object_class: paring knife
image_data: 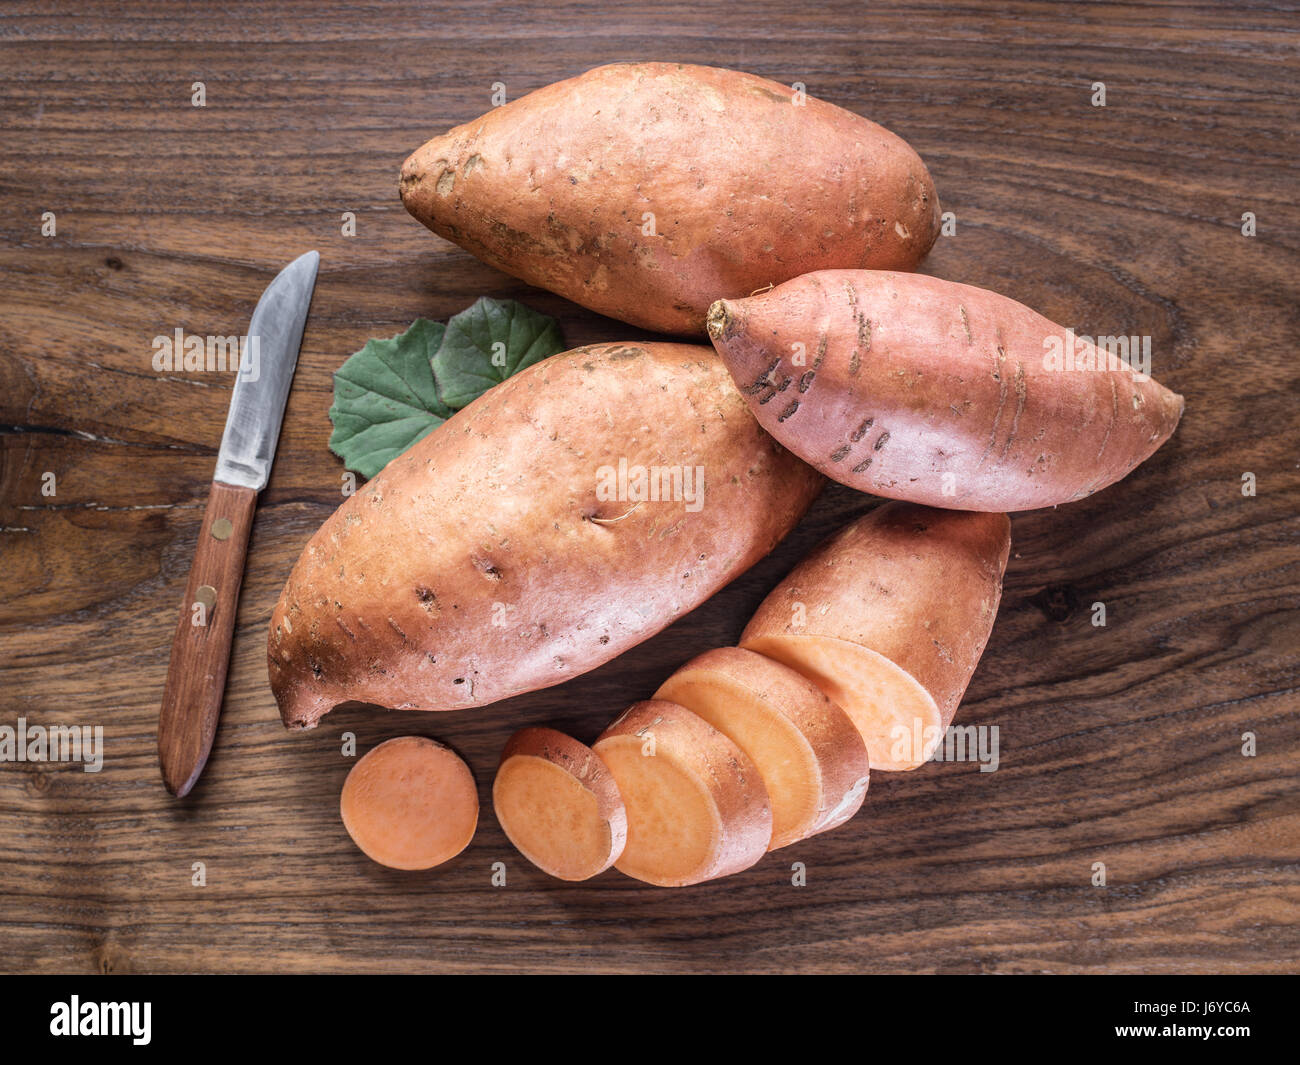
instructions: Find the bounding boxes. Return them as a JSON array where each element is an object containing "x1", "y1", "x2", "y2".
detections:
[{"x1": 158, "y1": 250, "x2": 319, "y2": 797}]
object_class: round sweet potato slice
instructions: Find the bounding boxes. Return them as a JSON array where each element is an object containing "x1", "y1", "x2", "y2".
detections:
[
  {"x1": 654, "y1": 647, "x2": 869, "y2": 849},
  {"x1": 493, "y1": 727, "x2": 627, "y2": 881},
  {"x1": 340, "y1": 736, "x2": 478, "y2": 870},
  {"x1": 594, "y1": 700, "x2": 772, "y2": 887}
]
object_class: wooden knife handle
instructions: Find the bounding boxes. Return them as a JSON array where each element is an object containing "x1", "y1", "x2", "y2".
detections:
[{"x1": 158, "y1": 480, "x2": 258, "y2": 797}]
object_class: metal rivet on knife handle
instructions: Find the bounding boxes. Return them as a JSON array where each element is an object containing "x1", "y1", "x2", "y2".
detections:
[
  {"x1": 195, "y1": 585, "x2": 218, "y2": 610},
  {"x1": 210, "y1": 517, "x2": 233, "y2": 541}
]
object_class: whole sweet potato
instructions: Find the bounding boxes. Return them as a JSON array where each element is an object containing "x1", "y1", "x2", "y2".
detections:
[
  {"x1": 268, "y1": 341, "x2": 822, "y2": 730},
  {"x1": 708, "y1": 270, "x2": 1184, "y2": 511},
  {"x1": 400, "y1": 63, "x2": 941, "y2": 335}
]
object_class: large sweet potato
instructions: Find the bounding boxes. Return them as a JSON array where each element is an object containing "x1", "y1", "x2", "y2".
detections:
[
  {"x1": 399, "y1": 63, "x2": 941, "y2": 335},
  {"x1": 268, "y1": 341, "x2": 822, "y2": 730},
  {"x1": 708, "y1": 270, "x2": 1184, "y2": 511}
]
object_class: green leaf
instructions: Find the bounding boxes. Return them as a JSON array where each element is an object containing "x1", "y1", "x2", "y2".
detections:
[
  {"x1": 432, "y1": 296, "x2": 566, "y2": 409},
  {"x1": 327, "y1": 300, "x2": 565, "y2": 480},
  {"x1": 328, "y1": 318, "x2": 453, "y2": 480}
]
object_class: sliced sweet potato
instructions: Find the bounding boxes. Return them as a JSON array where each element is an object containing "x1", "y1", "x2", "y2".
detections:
[
  {"x1": 340, "y1": 736, "x2": 478, "y2": 870},
  {"x1": 654, "y1": 647, "x2": 869, "y2": 849},
  {"x1": 593, "y1": 700, "x2": 772, "y2": 886},
  {"x1": 741, "y1": 503, "x2": 1011, "y2": 771},
  {"x1": 493, "y1": 727, "x2": 627, "y2": 881}
]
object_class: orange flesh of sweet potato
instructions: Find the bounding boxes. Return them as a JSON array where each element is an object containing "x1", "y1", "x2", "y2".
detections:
[
  {"x1": 654, "y1": 647, "x2": 869, "y2": 848},
  {"x1": 708, "y1": 270, "x2": 1184, "y2": 511},
  {"x1": 493, "y1": 727, "x2": 626, "y2": 881},
  {"x1": 339, "y1": 736, "x2": 478, "y2": 870},
  {"x1": 740, "y1": 636, "x2": 942, "y2": 772},
  {"x1": 594, "y1": 700, "x2": 772, "y2": 886},
  {"x1": 741, "y1": 502, "x2": 1011, "y2": 771}
]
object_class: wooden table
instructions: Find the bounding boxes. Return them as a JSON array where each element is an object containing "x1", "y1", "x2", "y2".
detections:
[{"x1": 2, "y1": 0, "x2": 1296, "y2": 974}]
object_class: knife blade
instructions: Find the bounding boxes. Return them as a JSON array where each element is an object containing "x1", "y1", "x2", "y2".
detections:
[{"x1": 158, "y1": 250, "x2": 319, "y2": 797}]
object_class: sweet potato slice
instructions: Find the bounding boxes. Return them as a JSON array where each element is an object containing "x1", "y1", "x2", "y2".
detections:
[
  {"x1": 594, "y1": 700, "x2": 772, "y2": 886},
  {"x1": 742, "y1": 503, "x2": 1011, "y2": 771},
  {"x1": 340, "y1": 736, "x2": 478, "y2": 870},
  {"x1": 654, "y1": 647, "x2": 869, "y2": 849},
  {"x1": 493, "y1": 727, "x2": 627, "y2": 881},
  {"x1": 741, "y1": 636, "x2": 944, "y2": 772}
]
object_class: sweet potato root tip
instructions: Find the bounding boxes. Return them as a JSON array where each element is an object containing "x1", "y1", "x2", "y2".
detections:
[
  {"x1": 493, "y1": 727, "x2": 626, "y2": 881},
  {"x1": 705, "y1": 300, "x2": 737, "y2": 342},
  {"x1": 594, "y1": 700, "x2": 772, "y2": 886},
  {"x1": 654, "y1": 647, "x2": 870, "y2": 848},
  {"x1": 340, "y1": 736, "x2": 478, "y2": 870}
]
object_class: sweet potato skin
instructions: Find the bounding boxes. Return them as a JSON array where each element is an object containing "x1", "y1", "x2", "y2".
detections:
[
  {"x1": 741, "y1": 503, "x2": 1011, "y2": 733},
  {"x1": 595, "y1": 699, "x2": 772, "y2": 885},
  {"x1": 708, "y1": 270, "x2": 1184, "y2": 511},
  {"x1": 268, "y1": 342, "x2": 822, "y2": 730},
  {"x1": 400, "y1": 63, "x2": 940, "y2": 335}
]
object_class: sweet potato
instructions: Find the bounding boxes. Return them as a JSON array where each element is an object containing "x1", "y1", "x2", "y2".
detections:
[
  {"x1": 493, "y1": 727, "x2": 627, "y2": 881},
  {"x1": 339, "y1": 736, "x2": 478, "y2": 870},
  {"x1": 654, "y1": 647, "x2": 869, "y2": 849},
  {"x1": 707, "y1": 270, "x2": 1184, "y2": 511},
  {"x1": 400, "y1": 63, "x2": 941, "y2": 335},
  {"x1": 741, "y1": 503, "x2": 1010, "y2": 771},
  {"x1": 269, "y1": 341, "x2": 822, "y2": 730},
  {"x1": 593, "y1": 700, "x2": 772, "y2": 886}
]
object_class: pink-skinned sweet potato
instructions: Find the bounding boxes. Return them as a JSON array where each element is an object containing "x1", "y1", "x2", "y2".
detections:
[
  {"x1": 708, "y1": 270, "x2": 1184, "y2": 511},
  {"x1": 400, "y1": 63, "x2": 941, "y2": 335},
  {"x1": 268, "y1": 341, "x2": 823, "y2": 730}
]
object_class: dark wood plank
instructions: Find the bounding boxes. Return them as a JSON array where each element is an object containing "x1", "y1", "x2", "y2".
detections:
[{"x1": 0, "y1": 0, "x2": 1297, "y2": 973}]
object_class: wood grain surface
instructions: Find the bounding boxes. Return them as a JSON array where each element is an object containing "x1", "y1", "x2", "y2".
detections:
[{"x1": 1, "y1": 0, "x2": 1297, "y2": 974}]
